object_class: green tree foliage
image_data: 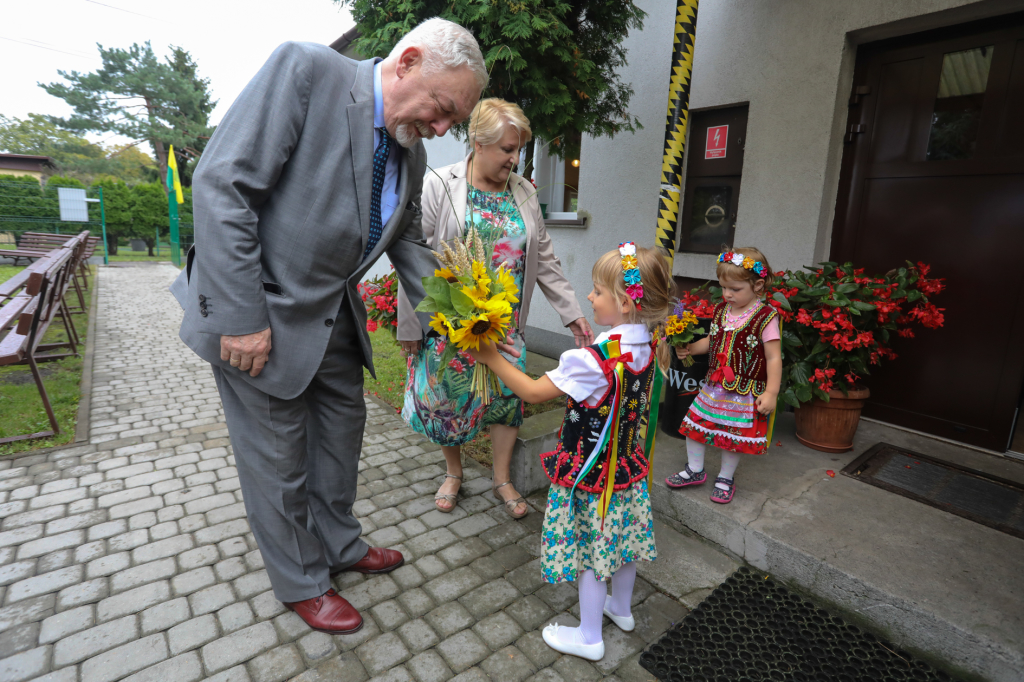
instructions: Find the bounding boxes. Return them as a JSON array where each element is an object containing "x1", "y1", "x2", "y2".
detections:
[
  {"x1": 339, "y1": 0, "x2": 646, "y2": 164},
  {"x1": 90, "y1": 177, "x2": 133, "y2": 255},
  {"x1": 0, "y1": 174, "x2": 48, "y2": 241},
  {"x1": 129, "y1": 183, "x2": 168, "y2": 256},
  {"x1": 166, "y1": 47, "x2": 217, "y2": 187},
  {"x1": 41, "y1": 41, "x2": 214, "y2": 183},
  {"x1": 0, "y1": 114, "x2": 157, "y2": 184}
]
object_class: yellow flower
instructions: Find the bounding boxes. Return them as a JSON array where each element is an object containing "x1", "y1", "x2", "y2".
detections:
[
  {"x1": 435, "y1": 267, "x2": 459, "y2": 283},
  {"x1": 429, "y1": 312, "x2": 451, "y2": 337},
  {"x1": 451, "y1": 310, "x2": 510, "y2": 351},
  {"x1": 494, "y1": 266, "x2": 520, "y2": 304},
  {"x1": 473, "y1": 295, "x2": 513, "y2": 317},
  {"x1": 463, "y1": 281, "x2": 490, "y2": 301},
  {"x1": 621, "y1": 255, "x2": 637, "y2": 270},
  {"x1": 598, "y1": 405, "x2": 611, "y2": 416},
  {"x1": 471, "y1": 260, "x2": 492, "y2": 287},
  {"x1": 742, "y1": 257, "x2": 755, "y2": 269}
]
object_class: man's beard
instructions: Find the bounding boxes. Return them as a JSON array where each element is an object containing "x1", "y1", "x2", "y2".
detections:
[{"x1": 395, "y1": 121, "x2": 434, "y2": 148}]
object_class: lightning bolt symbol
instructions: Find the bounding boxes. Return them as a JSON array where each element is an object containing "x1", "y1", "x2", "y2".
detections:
[{"x1": 714, "y1": 130, "x2": 721, "y2": 145}]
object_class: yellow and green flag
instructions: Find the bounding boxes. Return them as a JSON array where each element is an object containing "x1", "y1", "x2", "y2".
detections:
[{"x1": 166, "y1": 144, "x2": 184, "y2": 204}]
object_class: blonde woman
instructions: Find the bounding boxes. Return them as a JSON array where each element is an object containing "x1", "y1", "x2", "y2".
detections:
[{"x1": 396, "y1": 98, "x2": 592, "y2": 518}]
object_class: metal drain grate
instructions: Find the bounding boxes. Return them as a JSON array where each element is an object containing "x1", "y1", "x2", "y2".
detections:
[{"x1": 639, "y1": 566, "x2": 962, "y2": 682}]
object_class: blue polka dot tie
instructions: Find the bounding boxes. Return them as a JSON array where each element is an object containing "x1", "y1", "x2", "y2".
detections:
[{"x1": 364, "y1": 127, "x2": 392, "y2": 259}]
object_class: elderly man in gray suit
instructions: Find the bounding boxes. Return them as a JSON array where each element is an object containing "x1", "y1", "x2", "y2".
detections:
[{"x1": 170, "y1": 18, "x2": 486, "y2": 634}]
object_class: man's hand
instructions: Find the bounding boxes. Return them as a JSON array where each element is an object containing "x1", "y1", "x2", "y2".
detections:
[
  {"x1": 568, "y1": 318, "x2": 594, "y2": 348},
  {"x1": 221, "y1": 328, "x2": 272, "y2": 377},
  {"x1": 400, "y1": 340, "x2": 421, "y2": 357}
]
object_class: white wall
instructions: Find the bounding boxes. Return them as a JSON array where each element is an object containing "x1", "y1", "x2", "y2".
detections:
[{"x1": 527, "y1": 0, "x2": 1013, "y2": 348}]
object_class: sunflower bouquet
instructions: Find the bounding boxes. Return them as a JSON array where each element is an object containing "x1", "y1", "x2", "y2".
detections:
[
  {"x1": 415, "y1": 227, "x2": 520, "y2": 404},
  {"x1": 664, "y1": 300, "x2": 706, "y2": 367}
]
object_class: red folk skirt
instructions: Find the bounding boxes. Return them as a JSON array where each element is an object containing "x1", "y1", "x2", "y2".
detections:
[{"x1": 678, "y1": 381, "x2": 769, "y2": 456}]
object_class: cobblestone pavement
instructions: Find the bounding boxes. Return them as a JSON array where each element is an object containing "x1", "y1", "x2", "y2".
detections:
[{"x1": 0, "y1": 263, "x2": 698, "y2": 682}]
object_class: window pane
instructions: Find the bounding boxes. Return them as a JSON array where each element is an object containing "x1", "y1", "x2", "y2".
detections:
[
  {"x1": 686, "y1": 186, "x2": 733, "y2": 251},
  {"x1": 926, "y1": 45, "x2": 994, "y2": 161}
]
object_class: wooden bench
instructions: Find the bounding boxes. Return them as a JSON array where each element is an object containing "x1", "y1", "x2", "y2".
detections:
[
  {"x1": 19, "y1": 231, "x2": 100, "y2": 291},
  {"x1": 1, "y1": 231, "x2": 94, "y2": 314},
  {"x1": 0, "y1": 234, "x2": 86, "y2": 443}
]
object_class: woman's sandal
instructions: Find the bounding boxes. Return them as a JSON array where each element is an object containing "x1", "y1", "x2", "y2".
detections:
[
  {"x1": 710, "y1": 476, "x2": 735, "y2": 504},
  {"x1": 493, "y1": 480, "x2": 528, "y2": 519},
  {"x1": 665, "y1": 465, "x2": 708, "y2": 489},
  {"x1": 434, "y1": 473, "x2": 462, "y2": 513}
]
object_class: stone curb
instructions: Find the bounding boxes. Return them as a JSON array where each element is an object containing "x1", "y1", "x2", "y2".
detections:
[{"x1": 74, "y1": 267, "x2": 101, "y2": 444}]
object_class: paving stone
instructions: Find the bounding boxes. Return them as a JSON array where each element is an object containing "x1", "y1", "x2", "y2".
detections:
[
  {"x1": 507, "y1": 559, "x2": 545, "y2": 596},
  {"x1": 247, "y1": 643, "x2": 304, "y2": 682},
  {"x1": 535, "y1": 582, "x2": 579, "y2": 613},
  {"x1": 471, "y1": 611, "x2": 524, "y2": 651},
  {"x1": 87, "y1": 552, "x2": 129, "y2": 580},
  {"x1": 390, "y1": 565, "x2": 424, "y2": 592},
  {"x1": 140, "y1": 597, "x2": 190, "y2": 635},
  {"x1": 551, "y1": 655, "x2": 602, "y2": 682},
  {"x1": 435, "y1": 629, "x2": 490, "y2": 674},
  {"x1": 448, "y1": 668, "x2": 489, "y2": 682},
  {"x1": 203, "y1": 664, "x2": 253, "y2": 682},
  {"x1": 356, "y1": 631, "x2": 410, "y2": 677},
  {"x1": 290, "y1": 652, "x2": 367, "y2": 682},
  {"x1": 413, "y1": 556, "x2": 448, "y2": 580},
  {"x1": 80, "y1": 633, "x2": 169, "y2": 682},
  {"x1": 467, "y1": 556, "x2": 505, "y2": 581},
  {"x1": 272, "y1": 611, "x2": 311, "y2": 643},
  {"x1": 424, "y1": 602, "x2": 476, "y2": 640},
  {"x1": 405, "y1": 528, "x2": 459, "y2": 558},
  {"x1": 56, "y1": 578, "x2": 108, "y2": 610},
  {"x1": 72, "y1": 541, "x2": 106, "y2": 566},
  {"x1": 178, "y1": 545, "x2": 220, "y2": 571},
  {"x1": 132, "y1": 535, "x2": 194, "y2": 564},
  {"x1": 20, "y1": 665, "x2": 77, "y2": 682},
  {"x1": 107, "y1": 529, "x2": 149, "y2": 552},
  {"x1": 3, "y1": 506, "x2": 66, "y2": 531},
  {"x1": 459, "y1": 579, "x2": 521, "y2": 619},
  {"x1": 632, "y1": 592, "x2": 686, "y2": 643},
  {"x1": 341, "y1": 575, "x2": 400, "y2": 611},
  {"x1": 195, "y1": 519, "x2": 250, "y2": 546},
  {"x1": 490, "y1": 544, "x2": 534, "y2": 571},
  {"x1": 437, "y1": 537, "x2": 491, "y2": 569},
  {"x1": 0, "y1": 645, "x2": 50, "y2": 682},
  {"x1": 98, "y1": 579, "x2": 170, "y2": 621},
  {"x1": 7, "y1": 565, "x2": 83, "y2": 603},
  {"x1": 406, "y1": 649, "x2": 454, "y2": 682},
  {"x1": 0, "y1": 621, "x2": 40, "y2": 656},
  {"x1": 481, "y1": 522, "x2": 530, "y2": 550},
  {"x1": 121, "y1": 651, "x2": 203, "y2": 682},
  {"x1": 189, "y1": 582, "x2": 237, "y2": 616},
  {"x1": 297, "y1": 630, "x2": 336, "y2": 662},
  {"x1": 172, "y1": 566, "x2": 217, "y2": 596},
  {"x1": 169, "y1": 614, "x2": 220, "y2": 655},
  {"x1": 592, "y1": 624, "x2": 646, "y2": 675},
  {"x1": 515, "y1": 630, "x2": 560, "y2": 668},
  {"x1": 422, "y1": 567, "x2": 485, "y2": 605},
  {"x1": 0, "y1": 561, "x2": 36, "y2": 587},
  {"x1": 505, "y1": 594, "x2": 556, "y2": 634},
  {"x1": 53, "y1": 614, "x2": 138, "y2": 666},
  {"x1": 479, "y1": 645, "x2": 537, "y2": 682},
  {"x1": 419, "y1": 508, "x2": 468, "y2": 529},
  {"x1": 218, "y1": 601, "x2": 255, "y2": 633},
  {"x1": 39, "y1": 604, "x2": 94, "y2": 643},
  {"x1": 396, "y1": 588, "x2": 435, "y2": 620},
  {"x1": 250, "y1": 590, "x2": 287, "y2": 620},
  {"x1": 202, "y1": 621, "x2": 278, "y2": 673},
  {"x1": 110, "y1": 558, "x2": 176, "y2": 593}
]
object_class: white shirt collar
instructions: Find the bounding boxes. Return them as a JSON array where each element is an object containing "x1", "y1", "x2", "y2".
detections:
[
  {"x1": 595, "y1": 323, "x2": 651, "y2": 345},
  {"x1": 372, "y1": 59, "x2": 385, "y2": 131}
]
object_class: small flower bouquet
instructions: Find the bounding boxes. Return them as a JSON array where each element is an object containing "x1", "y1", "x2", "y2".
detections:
[
  {"x1": 414, "y1": 227, "x2": 520, "y2": 404},
  {"x1": 664, "y1": 300, "x2": 706, "y2": 367},
  {"x1": 358, "y1": 268, "x2": 399, "y2": 339}
]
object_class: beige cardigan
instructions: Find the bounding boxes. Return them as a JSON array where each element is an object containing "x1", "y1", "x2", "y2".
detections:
[{"x1": 397, "y1": 154, "x2": 585, "y2": 341}]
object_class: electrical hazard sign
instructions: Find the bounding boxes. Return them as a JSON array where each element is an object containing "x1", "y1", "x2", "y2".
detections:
[{"x1": 705, "y1": 125, "x2": 728, "y2": 159}]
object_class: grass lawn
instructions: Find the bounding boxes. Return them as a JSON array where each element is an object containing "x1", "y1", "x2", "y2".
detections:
[
  {"x1": 362, "y1": 329, "x2": 564, "y2": 468},
  {"x1": 0, "y1": 265, "x2": 24, "y2": 285},
  {"x1": 0, "y1": 266, "x2": 94, "y2": 455}
]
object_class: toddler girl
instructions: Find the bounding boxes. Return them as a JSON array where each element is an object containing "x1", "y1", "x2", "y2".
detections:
[
  {"x1": 469, "y1": 243, "x2": 673, "y2": 661},
  {"x1": 667, "y1": 247, "x2": 782, "y2": 503}
]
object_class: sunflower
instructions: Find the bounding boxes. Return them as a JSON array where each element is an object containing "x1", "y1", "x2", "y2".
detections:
[
  {"x1": 493, "y1": 266, "x2": 520, "y2": 304},
  {"x1": 471, "y1": 260, "x2": 492, "y2": 288},
  {"x1": 472, "y1": 295, "x2": 513, "y2": 317},
  {"x1": 435, "y1": 267, "x2": 459, "y2": 283},
  {"x1": 429, "y1": 312, "x2": 452, "y2": 336},
  {"x1": 451, "y1": 310, "x2": 511, "y2": 350}
]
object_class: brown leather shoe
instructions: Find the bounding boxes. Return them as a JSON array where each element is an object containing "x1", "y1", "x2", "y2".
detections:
[
  {"x1": 337, "y1": 547, "x2": 404, "y2": 575},
  {"x1": 283, "y1": 589, "x2": 362, "y2": 634}
]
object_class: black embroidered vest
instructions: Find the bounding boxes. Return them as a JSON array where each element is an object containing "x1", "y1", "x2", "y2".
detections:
[
  {"x1": 705, "y1": 301, "x2": 778, "y2": 396},
  {"x1": 541, "y1": 337, "x2": 659, "y2": 493}
]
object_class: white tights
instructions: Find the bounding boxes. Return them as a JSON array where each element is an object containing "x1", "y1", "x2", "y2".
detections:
[
  {"x1": 549, "y1": 564, "x2": 638, "y2": 646},
  {"x1": 679, "y1": 440, "x2": 741, "y2": 491}
]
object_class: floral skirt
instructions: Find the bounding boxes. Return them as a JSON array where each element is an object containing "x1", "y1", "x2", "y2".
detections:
[
  {"x1": 541, "y1": 479, "x2": 656, "y2": 584},
  {"x1": 679, "y1": 382, "x2": 769, "y2": 455},
  {"x1": 402, "y1": 331, "x2": 526, "y2": 447}
]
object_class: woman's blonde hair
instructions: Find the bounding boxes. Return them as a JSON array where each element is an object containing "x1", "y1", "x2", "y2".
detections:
[
  {"x1": 468, "y1": 98, "x2": 532, "y2": 148},
  {"x1": 715, "y1": 246, "x2": 774, "y2": 294}
]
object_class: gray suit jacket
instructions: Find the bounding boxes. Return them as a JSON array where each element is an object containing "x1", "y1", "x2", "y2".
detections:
[{"x1": 171, "y1": 43, "x2": 434, "y2": 399}]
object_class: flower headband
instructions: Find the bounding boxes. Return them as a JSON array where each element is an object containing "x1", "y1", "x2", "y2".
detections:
[
  {"x1": 719, "y1": 251, "x2": 768, "y2": 278},
  {"x1": 619, "y1": 242, "x2": 643, "y2": 309}
]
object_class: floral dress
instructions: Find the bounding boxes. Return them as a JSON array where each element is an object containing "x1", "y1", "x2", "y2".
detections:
[{"x1": 402, "y1": 186, "x2": 528, "y2": 446}]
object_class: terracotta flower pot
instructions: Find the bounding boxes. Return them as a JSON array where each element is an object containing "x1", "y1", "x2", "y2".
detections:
[{"x1": 793, "y1": 386, "x2": 870, "y2": 453}]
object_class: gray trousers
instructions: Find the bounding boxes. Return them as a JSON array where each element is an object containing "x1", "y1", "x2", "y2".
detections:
[{"x1": 211, "y1": 305, "x2": 368, "y2": 603}]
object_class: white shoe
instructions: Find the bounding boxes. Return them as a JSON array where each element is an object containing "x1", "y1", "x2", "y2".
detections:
[
  {"x1": 542, "y1": 623, "x2": 605, "y2": 661},
  {"x1": 603, "y1": 595, "x2": 635, "y2": 632}
]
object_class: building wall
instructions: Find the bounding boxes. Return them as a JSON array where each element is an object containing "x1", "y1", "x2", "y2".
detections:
[
  {"x1": 525, "y1": 0, "x2": 1015, "y2": 356},
  {"x1": 0, "y1": 168, "x2": 44, "y2": 182}
]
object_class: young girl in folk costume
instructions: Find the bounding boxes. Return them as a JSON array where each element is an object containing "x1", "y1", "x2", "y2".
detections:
[
  {"x1": 469, "y1": 243, "x2": 674, "y2": 662},
  {"x1": 667, "y1": 247, "x2": 782, "y2": 504}
]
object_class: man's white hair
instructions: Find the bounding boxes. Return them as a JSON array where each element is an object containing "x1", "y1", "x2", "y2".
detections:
[{"x1": 390, "y1": 17, "x2": 488, "y2": 91}]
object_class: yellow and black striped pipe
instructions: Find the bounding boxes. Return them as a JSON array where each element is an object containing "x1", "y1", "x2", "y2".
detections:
[{"x1": 655, "y1": 0, "x2": 699, "y2": 264}]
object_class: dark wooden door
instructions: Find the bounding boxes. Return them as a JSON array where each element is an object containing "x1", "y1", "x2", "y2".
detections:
[{"x1": 831, "y1": 13, "x2": 1024, "y2": 451}]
